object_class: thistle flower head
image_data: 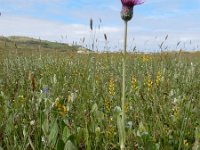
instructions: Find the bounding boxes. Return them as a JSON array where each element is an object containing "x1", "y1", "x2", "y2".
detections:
[
  {"x1": 121, "y1": 0, "x2": 144, "y2": 21},
  {"x1": 121, "y1": 0, "x2": 144, "y2": 6}
]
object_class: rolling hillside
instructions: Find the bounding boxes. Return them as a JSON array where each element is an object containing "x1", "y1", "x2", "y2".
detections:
[{"x1": 0, "y1": 36, "x2": 89, "y2": 58}]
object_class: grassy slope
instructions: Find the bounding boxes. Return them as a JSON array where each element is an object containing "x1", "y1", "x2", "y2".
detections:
[{"x1": 0, "y1": 36, "x2": 81, "y2": 58}]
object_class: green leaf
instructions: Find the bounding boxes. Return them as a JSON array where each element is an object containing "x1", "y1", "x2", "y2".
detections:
[
  {"x1": 91, "y1": 103, "x2": 98, "y2": 113},
  {"x1": 56, "y1": 139, "x2": 65, "y2": 150},
  {"x1": 114, "y1": 106, "x2": 125, "y2": 149},
  {"x1": 48, "y1": 119, "x2": 58, "y2": 147},
  {"x1": 62, "y1": 126, "x2": 71, "y2": 143},
  {"x1": 64, "y1": 140, "x2": 77, "y2": 150},
  {"x1": 42, "y1": 118, "x2": 48, "y2": 136}
]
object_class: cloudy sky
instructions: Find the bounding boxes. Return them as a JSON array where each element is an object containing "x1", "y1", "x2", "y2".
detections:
[{"x1": 0, "y1": 0, "x2": 200, "y2": 52}]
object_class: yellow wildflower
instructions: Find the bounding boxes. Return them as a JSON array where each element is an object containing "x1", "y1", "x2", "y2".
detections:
[
  {"x1": 144, "y1": 75, "x2": 153, "y2": 91},
  {"x1": 59, "y1": 111, "x2": 66, "y2": 117},
  {"x1": 105, "y1": 98, "x2": 112, "y2": 112},
  {"x1": 131, "y1": 76, "x2": 138, "y2": 91},
  {"x1": 63, "y1": 105, "x2": 67, "y2": 113},
  {"x1": 105, "y1": 116, "x2": 115, "y2": 139},
  {"x1": 125, "y1": 102, "x2": 129, "y2": 113},
  {"x1": 59, "y1": 105, "x2": 67, "y2": 117},
  {"x1": 173, "y1": 106, "x2": 180, "y2": 118},
  {"x1": 156, "y1": 71, "x2": 162, "y2": 86},
  {"x1": 109, "y1": 77, "x2": 115, "y2": 96},
  {"x1": 142, "y1": 55, "x2": 151, "y2": 63},
  {"x1": 54, "y1": 98, "x2": 67, "y2": 117},
  {"x1": 108, "y1": 125, "x2": 115, "y2": 139},
  {"x1": 18, "y1": 95, "x2": 25, "y2": 102}
]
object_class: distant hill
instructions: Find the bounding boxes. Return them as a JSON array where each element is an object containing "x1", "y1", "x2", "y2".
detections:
[{"x1": 0, "y1": 36, "x2": 83, "y2": 54}]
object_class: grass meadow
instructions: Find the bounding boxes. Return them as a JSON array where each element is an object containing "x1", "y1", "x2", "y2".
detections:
[{"x1": 0, "y1": 40, "x2": 200, "y2": 149}]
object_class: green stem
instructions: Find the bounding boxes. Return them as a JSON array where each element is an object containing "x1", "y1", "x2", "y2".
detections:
[
  {"x1": 121, "y1": 20, "x2": 128, "y2": 150},
  {"x1": 178, "y1": 97, "x2": 192, "y2": 150}
]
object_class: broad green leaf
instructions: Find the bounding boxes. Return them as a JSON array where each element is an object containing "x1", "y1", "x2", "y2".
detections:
[
  {"x1": 57, "y1": 139, "x2": 65, "y2": 150},
  {"x1": 42, "y1": 118, "x2": 48, "y2": 136},
  {"x1": 64, "y1": 140, "x2": 77, "y2": 150},
  {"x1": 48, "y1": 119, "x2": 58, "y2": 147},
  {"x1": 91, "y1": 103, "x2": 98, "y2": 113},
  {"x1": 62, "y1": 126, "x2": 71, "y2": 143}
]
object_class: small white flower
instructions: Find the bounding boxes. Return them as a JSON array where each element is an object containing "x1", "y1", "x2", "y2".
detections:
[
  {"x1": 95, "y1": 127, "x2": 101, "y2": 133},
  {"x1": 71, "y1": 92, "x2": 77, "y2": 103},
  {"x1": 41, "y1": 137, "x2": 46, "y2": 143},
  {"x1": 67, "y1": 105, "x2": 70, "y2": 111},
  {"x1": 53, "y1": 74, "x2": 57, "y2": 84},
  {"x1": 30, "y1": 120, "x2": 35, "y2": 126},
  {"x1": 173, "y1": 98, "x2": 178, "y2": 104},
  {"x1": 127, "y1": 121, "x2": 133, "y2": 129}
]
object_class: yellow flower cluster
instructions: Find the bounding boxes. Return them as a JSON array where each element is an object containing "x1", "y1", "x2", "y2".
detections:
[
  {"x1": 18, "y1": 95, "x2": 25, "y2": 102},
  {"x1": 131, "y1": 76, "x2": 138, "y2": 91},
  {"x1": 105, "y1": 98, "x2": 112, "y2": 112},
  {"x1": 173, "y1": 106, "x2": 180, "y2": 118},
  {"x1": 104, "y1": 98, "x2": 114, "y2": 140},
  {"x1": 156, "y1": 71, "x2": 162, "y2": 86},
  {"x1": 125, "y1": 102, "x2": 129, "y2": 113},
  {"x1": 55, "y1": 98, "x2": 67, "y2": 117},
  {"x1": 144, "y1": 75, "x2": 153, "y2": 91},
  {"x1": 107, "y1": 124, "x2": 115, "y2": 140},
  {"x1": 109, "y1": 77, "x2": 115, "y2": 96},
  {"x1": 105, "y1": 116, "x2": 115, "y2": 139},
  {"x1": 142, "y1": 55, "x2": 151, "y2": 63}
]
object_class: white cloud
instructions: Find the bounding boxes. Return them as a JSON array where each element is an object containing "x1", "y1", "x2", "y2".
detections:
[
  {"x1": 0, "y1": 15, "x2": 88, "y2": 41},
  {"x1": 0, "y1": 15, "x2": 122, "y2": 50}
]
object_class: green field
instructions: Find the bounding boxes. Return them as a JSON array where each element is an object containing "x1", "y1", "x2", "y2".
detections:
[{"x1": 0, "y1": 36, "x2": 200, "y2": 149}]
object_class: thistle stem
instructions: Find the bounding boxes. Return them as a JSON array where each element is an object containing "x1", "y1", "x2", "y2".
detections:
[{"x1": 121, "y1": 20, "x2": 128, "y2": 150}]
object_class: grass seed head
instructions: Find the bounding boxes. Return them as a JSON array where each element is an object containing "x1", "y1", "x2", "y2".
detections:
[{"x1": 90, "y1": 18, "x2": 93, "y2": 30}]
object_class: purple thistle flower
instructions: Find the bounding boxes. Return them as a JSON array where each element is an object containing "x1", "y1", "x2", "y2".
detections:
[{"x1": 121, "y1": 0, "x2": 144, "y2": 21}]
